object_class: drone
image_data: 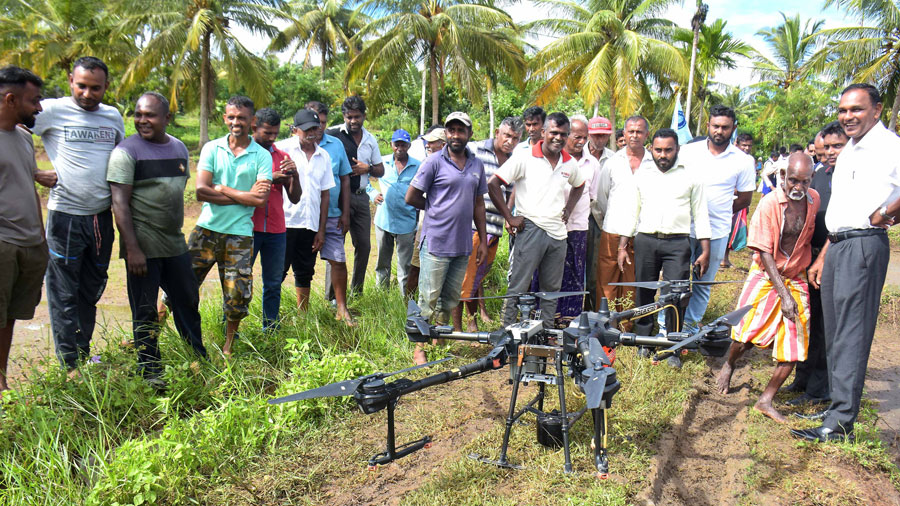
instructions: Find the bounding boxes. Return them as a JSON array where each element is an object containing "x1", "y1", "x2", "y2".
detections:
[{"x1": 270, "y1": 283, "x2": 750, "y2": 478}]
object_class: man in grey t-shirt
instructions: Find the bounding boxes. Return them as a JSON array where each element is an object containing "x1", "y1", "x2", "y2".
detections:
[{"x1": 32, "y1": 57, "x2": 124, "y2": 373}]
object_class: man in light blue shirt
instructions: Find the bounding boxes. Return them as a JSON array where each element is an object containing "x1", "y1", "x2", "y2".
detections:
[{"x1": 368, "y1": 129, "x2": 420, "y2": 292}]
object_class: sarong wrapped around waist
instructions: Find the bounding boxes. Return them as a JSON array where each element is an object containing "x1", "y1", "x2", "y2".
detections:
[{"x1": 731, "y1": 261, "x2": 810, "y2": 362}]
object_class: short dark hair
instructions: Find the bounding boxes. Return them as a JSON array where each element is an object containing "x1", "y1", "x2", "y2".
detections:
[
  {"x1": 424, "y1": 123, "x2": 443, "y2": 134},
  {"x1": 305, "y1": 100, "x2": 328, "y2": 116},
  {"x1": 544, "y1": 111, "x2": 569, "y2": 129},
  {"x1": 72, "y1": 56, "x2": 109, "y2": 79},
  {"x1": 789, "y1": 143, "x2": 803, "y2": 153},
  {"x1": 523, "y1": 106, "x2": 546, "y2": 123},
  {"x1": 708, "y1": 104, "x2": 736, "y2": 125},
  {"x1": 0, "y1": 65, "x2": 43, "y2": 94},
  {"x1": 735, "y1": 132, "x2": 753, "y2": 144},
  {"x1": 226, "y1": 95, "x2": 255, "y2": 114},
  {"x1": 615, "y1": 128, "x2": 624, "y2": 140},
  {"x1": 624, "y1": 115, "x2": 648, "y2": 131},
  {"x1": 779, "y1": 146, "x2": 787, "y2": 155},
  {"x1": 821, "y1": 120, "x2": 848, "y2": 139},
  {"x1": 255, "y1": 107, "x2": 281, "y2": 127},
  {"x1": 137, "y1": 92, "x2": 170, "y2": 114},
  {"x1": 652, "y1": 128, "x2": 679, "y2": 144},
  {"x1": 841, "y1": 83, "x2": 882, "y2": 105},
  {"x1": 341, "y1": 95, "x2": 366, "y2": 115}
]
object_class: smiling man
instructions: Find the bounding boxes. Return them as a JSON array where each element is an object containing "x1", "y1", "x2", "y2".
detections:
[
  {"x1": 190, "y1": 96, "x2": 272, "y2": 356},
  {"x1": 107, "y1": 92, "x2": 207, "y2": 388},
  {"x1": 490, "y1": 112, "x2": 585, "y2": 328},
  {"x1": 32, "y1": 57, "x2": 125, "y2": 373},
  {"x1": 792, "y1": 84, "x2": 900, "y2": 443}
]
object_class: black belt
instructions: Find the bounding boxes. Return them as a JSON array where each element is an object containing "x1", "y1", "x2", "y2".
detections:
[
  {"x1": 828, "y1": 228, "x2": 886, "y2": 243},
  {"x1": 639, "y1": 232, "x2": 689, "y2": 240}
]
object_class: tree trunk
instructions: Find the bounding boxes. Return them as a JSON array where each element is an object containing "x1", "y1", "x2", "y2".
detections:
[
  {"x1": 686, "y1": 27, "x2": 700, "y2": 133},
  {"x1": 593, "y1": 102, "x2": 599, "y2": 117},
  {"x1": 321, "y1": 50, "x2": 326, "y2": 79},
  {"x1": 430, "y1": 51, "x2": 440, "y2": 126},
  {"x1": 488, "y1": 81, "x2": 494, "y2": 134},
  {"x1": 199, "y1": 30, "x2": 211, "y2": 148},
  {"x1": 420, "y1": 67, "x2": 427, "y2": 135},
  {"x1": 891, "y1": 83, "x2": 900, "y2": 132},
  {"x1": 608, "y1": 95, "x2": 617, "y2": 150}
]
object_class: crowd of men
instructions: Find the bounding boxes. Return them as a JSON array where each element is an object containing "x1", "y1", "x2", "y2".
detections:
[{"x1": 1, "y1": 58, "x2": 898, "y2": 445}]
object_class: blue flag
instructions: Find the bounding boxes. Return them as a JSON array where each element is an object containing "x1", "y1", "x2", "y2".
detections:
[{"x1": 671, "y1": 93, "x2": 693, "y2": 145}]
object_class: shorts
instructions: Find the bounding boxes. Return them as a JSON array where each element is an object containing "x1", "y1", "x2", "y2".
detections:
[
  {"x1": 284, "y1": 228, "x2": 317, "y2": 288},
  {"x1": 187, "y1": 227, "x2": 253, "y2": 321},
  {"x1": 0, "y1": 240, "x2": 49, "y2": 324},
  {"x1": 320, "y1": 217, "x2": 347, "y2": 262}
]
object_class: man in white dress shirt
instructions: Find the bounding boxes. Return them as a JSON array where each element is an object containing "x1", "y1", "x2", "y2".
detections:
[
  {"x1": 679, "y1": 105, "x2": 755, "y2": 331},
  {"x1": 791, "y1": 84, "x2": 900, "y2": 443}
]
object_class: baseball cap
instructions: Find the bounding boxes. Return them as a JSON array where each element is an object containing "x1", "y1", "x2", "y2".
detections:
[
  {"x1": 444, "y1": 111, "x2": 472, "y2": 128},
  {"x1": 292, "y1": 109, "x2": 320, "y2": 131},
  {"x1": 423, "y1": 128, "x2": 446, "y2": 142},
  {"x1": 391, "y1": 129, "x2": 412, "y2": 143},
  {"x1": 588, "y1": 116, "x2": 613, "y2": 134}
]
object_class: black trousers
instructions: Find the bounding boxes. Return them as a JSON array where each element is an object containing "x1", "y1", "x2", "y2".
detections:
[
  {"x1": 793, "y1": 284, "x2": 829, "y2": 398},
  {"x1": 821, "y1": 233, "x2": 889, "y2": 432},
  {"x1": 45, "y1": 210, "x2": 114, "y2": 369},
  {"x1": 633, "y1": 233, "x2": 691, "y2": 337},
  {"x1": 126, "y1": 252, "x2": 207, "y2": 376}
]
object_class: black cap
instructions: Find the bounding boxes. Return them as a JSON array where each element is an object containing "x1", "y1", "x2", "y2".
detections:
[{"x1": 293, "y1": 109, "x2": 320, "y2": 131}]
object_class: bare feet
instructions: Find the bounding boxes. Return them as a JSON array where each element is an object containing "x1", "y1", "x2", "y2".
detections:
[
  {"x1": 466, "y1": 317, "x2": 479, "y2": 332},
  {"x1": 479, "y1": 311, "x2": 494, "y2": 324},
  {"x1": 720, "y1": 261, "x2": 732, "y2": 269},
  {"x1": 335, "y1": 309, "x2": 357, "y2": 327},
  {"x1": 66, "y1": 368, "x2": 81, "y2": 382},
  {"x1": 157, "y1": 302, "x2": 168, "y2": 324},
  {"x1": 716, "y1": 362, "x2": 734, "y2": 394},
  {"x1": 753, "y1": 399, "x2": 788, "y2": 423},
  {"x1": 413, "y1": 348, "x2": 427, "y2": 365}
]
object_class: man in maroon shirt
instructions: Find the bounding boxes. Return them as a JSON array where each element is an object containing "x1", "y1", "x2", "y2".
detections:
[{"x1": 250, "y1": 108, "x2": 300, "y2": 330}]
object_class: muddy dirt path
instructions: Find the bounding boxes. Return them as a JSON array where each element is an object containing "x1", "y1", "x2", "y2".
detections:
[{"x1": 638, "y1": 353, "x2": 756, "y2": 506}]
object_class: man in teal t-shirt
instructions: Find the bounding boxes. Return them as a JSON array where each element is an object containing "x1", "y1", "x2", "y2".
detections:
[{"x1": 190, "y1": 96, "x2": 272, "y2": 356}]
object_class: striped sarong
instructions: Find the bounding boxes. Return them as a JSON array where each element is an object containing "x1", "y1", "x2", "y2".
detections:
[{"x1": 731, "y1": 261, "x2": 810, "y2": 362}]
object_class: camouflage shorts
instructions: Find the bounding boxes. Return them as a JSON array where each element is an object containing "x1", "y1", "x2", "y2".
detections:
[{"x1": 188, "y1": 226, "x2": 253, "y2": 321}]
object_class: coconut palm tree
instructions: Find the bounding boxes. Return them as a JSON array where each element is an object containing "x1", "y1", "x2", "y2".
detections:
[
  {"x1": 116, "y1": 0, "x2": 285, "y2": 147},
  {"x1": 674, "y1": 18, "x2": 752, "y2": 130},
  {"x1": 269, "y1": 0, "x2": 367, "y2": 78},
  {"x1": 527, "y1": 0, "x2": 686, "y2": 137},
  {"x1": 807, "y1": 0, "x2": 900, "y2": 130},
  {"x1": 0, "y1": 0, "x2": 135, "y2": 76},
  {"x1": 751, "y1": 12, "x2": 823, "y2": 89},
  {"x1": 346, "y1": 0, "x2": 524, "y2": 125}
]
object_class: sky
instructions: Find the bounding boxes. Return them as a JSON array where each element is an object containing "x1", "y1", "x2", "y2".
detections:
[{"x1": 241, "y1": 0, "x2": 859, "y2": 88}]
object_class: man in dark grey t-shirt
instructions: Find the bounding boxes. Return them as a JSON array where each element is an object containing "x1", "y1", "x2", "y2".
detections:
[
  {"x1": 108, "y1": 93, "x2": 207, "y2": 389},
  {"x1": 0, "y1": 66, "x2": 50, "y2": 392},
  {"x1": 32, "y1": 57, "x2": 124, "y2": 373}
]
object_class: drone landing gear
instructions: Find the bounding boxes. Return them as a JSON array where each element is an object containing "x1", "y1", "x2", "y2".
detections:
[
  {"x1": 367, "y1": 399, "x2": 432, "y2": 469},
  {"x1": 591, "y1": 408, "x2": 610, "y2": 479}
]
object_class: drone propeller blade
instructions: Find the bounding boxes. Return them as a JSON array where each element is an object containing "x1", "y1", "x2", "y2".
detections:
[
  {"x1": 382, "y1": 356, "x2": 453, "y2": 378},
  {"x1": 268, "y1": 376, "x2": 372, "y2": 404},
  {"x1": 533, "y1": 290, "x2": 589, "y2": 301},
  {"x1": 406, "y1": 299, "x2": 420, "y2": 316},
  {"x1": 691, "y1": 280, "x2": 745, "y2": 286},
  {"x1": 582, "y1": 367, "x2": 612, "y2": 410},
  {"x1": 459, "y1": 294, "x2": 516, "y2": 301},
  {"x1": 609, "y1": 281, "x2": 669, "y2": 290},
  {"x1": 405, "y1": 300, "x2": 433, "y2": 335},
  {"x1": 719, "y1": 305, "x2": 753, "y2": 326}
]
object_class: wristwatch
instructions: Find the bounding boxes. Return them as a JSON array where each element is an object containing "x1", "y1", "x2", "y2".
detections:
[{"x1": 880, "y1": 205, "x2": 890, "y2": 219}]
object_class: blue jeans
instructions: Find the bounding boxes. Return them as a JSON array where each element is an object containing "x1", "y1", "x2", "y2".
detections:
[
  {"x1": 252, "y1": 231, "x2": 286, "y2": 330},
  {"x1": 417, "y1": 238, "x2": 468, "y2": 324},
  {"x1": 683, "y1": 236, "x2": 729, "y2": 327}
]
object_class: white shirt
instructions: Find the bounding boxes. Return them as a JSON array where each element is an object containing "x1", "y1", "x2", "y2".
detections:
[
  {"x1": 566, "y1": 151, "x2": 599, "y2": 232},
  {"x1": 590, "y1": 146, "x2": 615, "y2": 226},
  {"x1": 680, "y1": 140, "x2": 756, "y2": 240},
  {"x1": 826, "y1": 121, "x2": 900, "y2": 232},
  {"x1": 602, "y1": 148, "x2": 656, "y2": 236},
  {"x1": 495, "y1": 142, "x2": 586, "y2": 240},
  {"x1": 630, "y1": 159, "x2": 711, "y2": 238},
  {"x1": 276, "y1": 137, "x2": 335, "y2": 231},
  {"x1": 331, "y1": 124, "x2": 382, "y2": 188}
]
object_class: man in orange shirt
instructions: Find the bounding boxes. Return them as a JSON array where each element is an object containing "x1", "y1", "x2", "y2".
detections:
[{"x1": 716, "y1": 153, "x2": 820, "y2": 423}]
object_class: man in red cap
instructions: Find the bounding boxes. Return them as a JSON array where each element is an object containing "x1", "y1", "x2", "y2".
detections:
[{"x1": 585, "y1": 116, "x2": 615, "y2": 310}]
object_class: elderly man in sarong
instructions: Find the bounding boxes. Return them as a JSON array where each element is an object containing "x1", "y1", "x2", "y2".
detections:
[{"x1": 715, "y1": 153, "x2": 820, "y2": 423}]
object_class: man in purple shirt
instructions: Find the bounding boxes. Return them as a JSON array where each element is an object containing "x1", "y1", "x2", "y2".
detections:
[{"x1": 406, "y1": 112, "x2": 488, "y2": 364}]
